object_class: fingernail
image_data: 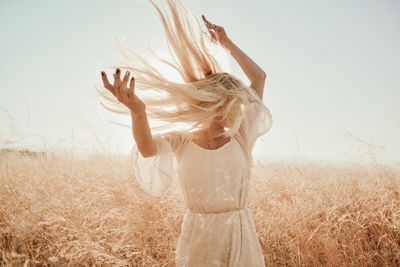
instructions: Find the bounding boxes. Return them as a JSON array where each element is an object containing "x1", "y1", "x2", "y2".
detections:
[
  {"x1": 116, "y1": 68, "x2": 120, "y2": 74},
  {"x1": 131, "y1": 77, "x2": 134, "y2": 81},
  {"x1": 126, "y1": 71, "x2": 130, "y2": 76},
  {"x1": 101, "y1": 71, "x2": 105, "y2": 76}
]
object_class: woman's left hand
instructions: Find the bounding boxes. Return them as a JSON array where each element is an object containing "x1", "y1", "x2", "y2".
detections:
[{"x1": 201, "y1": 15, "x2": 231, "y2": 47}]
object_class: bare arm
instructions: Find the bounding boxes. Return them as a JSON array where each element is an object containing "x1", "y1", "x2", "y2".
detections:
[
  {"x1": 130, "y1": 108, "x2": 156, "y2": 158},
  {"x1": 223, "y1": 40, "x2": 266, "y2": 99},
  {"x1": 101, "y1": 68, "x2": 156, "y2": 157},
  {"x1": 202, "y1": 15, "x2": 267, "y2": 100}
]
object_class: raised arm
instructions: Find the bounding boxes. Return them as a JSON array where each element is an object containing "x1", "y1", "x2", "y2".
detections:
[
  {"x1": 101, "y1": 68, "x2": 156, "y2": 157},
  {"x1": 201, "y1": 15, "x2": 267, "y2": 100},
  {"x1": 223, "y1": 40, "x2": 266, "y2": 99}
]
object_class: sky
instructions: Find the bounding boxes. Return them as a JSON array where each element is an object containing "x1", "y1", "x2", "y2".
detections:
[{"x1": 0, "y1": 0, "x2": 399, "y2": 168}]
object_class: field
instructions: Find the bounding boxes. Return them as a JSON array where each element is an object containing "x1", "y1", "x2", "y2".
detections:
[{"x1": 1, "y1": 150, "x2": 399, "y2": 266}]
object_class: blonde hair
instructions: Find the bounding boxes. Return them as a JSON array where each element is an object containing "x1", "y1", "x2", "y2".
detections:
[{"x1": 96, "y1": 0, "x2": 264, "y2": 164}]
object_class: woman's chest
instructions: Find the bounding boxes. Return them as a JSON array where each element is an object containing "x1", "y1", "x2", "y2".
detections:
[
  {"x1": 177, "y1": 140, "x2": 250, "y2": 196},
  {"x1": 177, "y1": 139, "x2": 248, "y2": 180}
]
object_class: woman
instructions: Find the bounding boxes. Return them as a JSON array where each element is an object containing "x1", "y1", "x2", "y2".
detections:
[{"x1": 98, "y1": 0, "x2": 272, "y2": 266}]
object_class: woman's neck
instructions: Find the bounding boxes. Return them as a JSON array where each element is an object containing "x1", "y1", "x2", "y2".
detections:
[{"x1": 202, "y1": 121, "x2": 226, "y2": 139}]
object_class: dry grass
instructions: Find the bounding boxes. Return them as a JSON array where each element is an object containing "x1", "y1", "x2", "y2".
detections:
[{"x1": 0, "y1": 150, "x2": 399, "y2": 266}]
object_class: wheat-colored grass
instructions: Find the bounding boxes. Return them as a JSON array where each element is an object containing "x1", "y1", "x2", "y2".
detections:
[{"x1": 0, "y1": 150, "x2": 399, "y2": 266}]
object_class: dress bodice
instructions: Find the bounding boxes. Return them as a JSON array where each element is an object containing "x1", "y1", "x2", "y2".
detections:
[{"x1": 178, "y1": 134, "x2": 250, "y2": 214}]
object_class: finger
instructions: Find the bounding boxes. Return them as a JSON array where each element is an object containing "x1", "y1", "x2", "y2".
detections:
[
  {"x1": 101, "y1": 71, "x2": 115, "y2": 95},
  {"x1": 113, "y1": 68, "x2": 121, "y2": 90},
  {"x1": 201, "y1": 14, "x2": 209, "y2": 25},
  {"x1": 101, "y1": 71, "x2": 112, "y2": 90},
  {"x1": 129, "y1": 76, "x2": 135, "y2": 97},
  {"x1": 120, "y1": 74, "x2": 130, "y2": 103},
  {"x1": 120, "y1": 70, "x2": 130, "y2": 99},
  {"x1": 202, "y1": 14, "x2": 212, "y2": 27},
  {"x1": 121, "y1": 70, "x2": 130, "y2": 88},
  {"x1": 201, "y1": 17, "x2": 216, "y2": 40},
  {"x1": 202, "y1": 15, "x2": 213, "y2": 30},
  {"x1": 204, "y1": 20, "x2": 218, "y2": 37},
  {"x1": 113, "y1": 73, "x2": 121, "y2": 100}
]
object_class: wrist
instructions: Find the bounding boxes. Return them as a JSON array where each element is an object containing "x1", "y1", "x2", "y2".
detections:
[
  {"x1": 130, "y1": 107, "x2": 146, "y2": 117},
  {"x1": 222, "y1": 38, "x2": 234, "y2": 50}
]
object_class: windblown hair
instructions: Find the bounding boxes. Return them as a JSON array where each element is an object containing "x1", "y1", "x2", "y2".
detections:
[{"x1": 96, "y1": 0, "x2": 264, "y2": 163}]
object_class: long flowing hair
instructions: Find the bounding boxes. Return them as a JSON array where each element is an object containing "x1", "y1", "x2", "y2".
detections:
[{"x1": 96, "y1": 0, "x2": 264, "y2": 164}]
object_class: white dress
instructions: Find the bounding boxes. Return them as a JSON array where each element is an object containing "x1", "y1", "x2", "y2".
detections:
[{"x1": 131, "y1": 99, "x2": 273, "y2": 267}]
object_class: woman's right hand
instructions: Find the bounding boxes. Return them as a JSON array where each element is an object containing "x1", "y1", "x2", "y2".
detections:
[
  {"x1": 101, "y1": 68, "x2": 146, "y2": 113},
  {"x1": 201, "y1": 15, "x2": 231, "y2": 48}
]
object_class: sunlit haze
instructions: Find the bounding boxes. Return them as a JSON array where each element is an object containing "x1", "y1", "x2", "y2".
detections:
[{"x1": 0, "y1": 0, "x2": 399, "y2": 167}]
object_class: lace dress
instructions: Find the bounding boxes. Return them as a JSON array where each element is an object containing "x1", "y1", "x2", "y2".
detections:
[{"x1": 131, "y1": 99, "x2": 273, "y2": 267}]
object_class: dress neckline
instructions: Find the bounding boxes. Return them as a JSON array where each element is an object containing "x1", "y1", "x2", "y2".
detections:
[{"x1": 189, "y1": 132, "x2": 234, "y2": 152}]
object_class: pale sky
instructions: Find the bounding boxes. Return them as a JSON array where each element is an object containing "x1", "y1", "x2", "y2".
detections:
[{"x1": 0, "y1": 0, "x2": 399, "y2": 167}]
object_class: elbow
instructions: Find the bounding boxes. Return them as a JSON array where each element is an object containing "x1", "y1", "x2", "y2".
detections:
[
  {"x1": 139, "y1": 145, "x2": 157, "y2": 158},
  {"x1": 140, "y1": 150, "x2": 156, "y2": 158},
  {"x1": 252, "y1": 71, "x2": 267, "y2": 82},
  {"x1": 258, "y1": 71, "x2": 267, "y2": 80}
]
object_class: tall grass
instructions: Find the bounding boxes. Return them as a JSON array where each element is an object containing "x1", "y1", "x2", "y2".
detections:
[{"x1": 0, "y1": 150, "x2": 399, "y2": 266}]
